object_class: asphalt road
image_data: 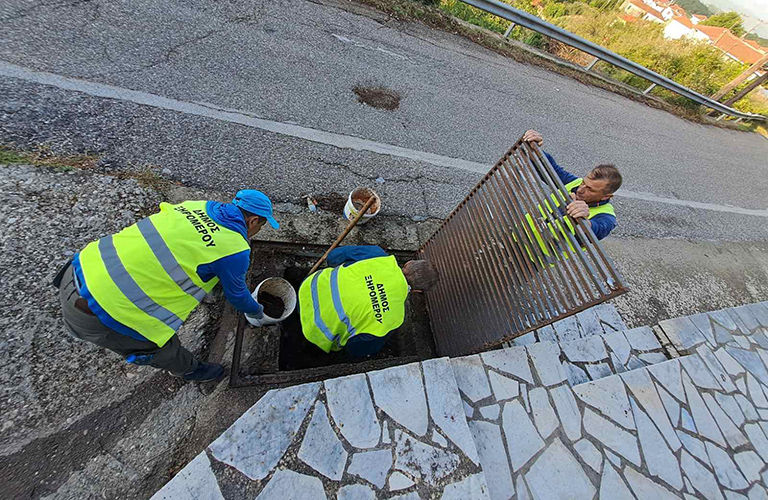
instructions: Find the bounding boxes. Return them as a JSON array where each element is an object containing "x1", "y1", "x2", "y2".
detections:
[
  {"x1": 2, "y1": 1, "x2": 768, "y2": 496},
  {"x1": 1, "y1": 0, "x2": 767, "y2": 240}
]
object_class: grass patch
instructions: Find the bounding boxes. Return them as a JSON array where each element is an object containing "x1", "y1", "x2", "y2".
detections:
[
  {"x1": 0, "y1": 145, "x2": 99, "y2": 171},
  {"x1": 117, "y1": 164, "x2": 172, "y2": 191},
  {"x1": 1, "y1": 144, "x2": 184, "y2": 191}
]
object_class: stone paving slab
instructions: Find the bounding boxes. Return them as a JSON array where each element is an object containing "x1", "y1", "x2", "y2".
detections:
[
  {"x1": 477, "y1": 325, "x2": 669, "y2": 395},
  {"x1": 505, "y1": 302, "x2": 628, "y2": 347},
  {"x1": 156, "y1": 301, "x2": 768, "y2": 500},
  {"x1": 460, "y1": 300, "x2": 768, "y2": 500},
  {"x1": 660, "y1": 303, "x2": 768, "y2": 355},
  {"x1": 155, "y1": 359, "x2": 488, "y2": 499}
]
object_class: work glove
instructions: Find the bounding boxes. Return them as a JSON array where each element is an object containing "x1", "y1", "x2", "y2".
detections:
[{"x1": 245, "y1": 302, "x2": 264, "y2": 327}]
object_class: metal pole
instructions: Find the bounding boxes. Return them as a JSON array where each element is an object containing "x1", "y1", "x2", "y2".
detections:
[
  {"x1": 643, "y1": 83, "x2": 656, "y2": 95},
  {"x1": 585, "y1": 57, "x2": 599, "y2": 71},
  {"x1": 503, "y1": 22, "x2": 516, "y2": 38}
]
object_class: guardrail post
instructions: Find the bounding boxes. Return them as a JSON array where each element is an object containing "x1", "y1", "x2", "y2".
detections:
[
  {"x1": 643, "y1": 83, "x2": 656, "y2": 95},
  {"x1": 585, "y1": 56, "x2": 599, "y2": 71},
  {"x1": 716, "y1": 114, "x2": 726, "y2": 121},
  {"x1": 503, "y1": 22, "x2": 516, "y2": 38},
  {"x1": 735, "y1": 117, "x2": 743, "y2": 124}
]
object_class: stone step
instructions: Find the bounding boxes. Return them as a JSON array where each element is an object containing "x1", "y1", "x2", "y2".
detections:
[
  {"x1": 560, "y1": 326, "x2": 670, "y2": 385},
  {"x1": 659, "y1": 301, "x2": 768, "y2": 355},
  {"x1": 455, "y1": 310, "x2": 768, "y2": 500},
  {"x1": 459, "y1": 325, "x2": 669, "y2": 402},
  {"x1": 152, "y1": 358, "x2": 492, "y2": 500},
  {"x1": 504, "y1": 302, "x2": 628, "y2": 348}
]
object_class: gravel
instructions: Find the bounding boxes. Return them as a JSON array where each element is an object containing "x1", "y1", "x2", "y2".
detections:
[{"x1": 0, "y1": 164, "x2": 163, "y2": 453}]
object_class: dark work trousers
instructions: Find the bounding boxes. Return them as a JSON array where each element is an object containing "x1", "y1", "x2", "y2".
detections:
[{"x1": 58, "y1": 264, "x2": 198, "y2": 376}]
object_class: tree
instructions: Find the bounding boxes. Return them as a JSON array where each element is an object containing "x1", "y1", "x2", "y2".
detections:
[
  {"x1": 745, "y1": 32, "x2": 768, "y2": 48},
  {"x1": 673, "y1": 0, "x2": 712, "y2": 17},
  {"x1": 700, "y1": 11, "x2": 745, "y2": 36}
]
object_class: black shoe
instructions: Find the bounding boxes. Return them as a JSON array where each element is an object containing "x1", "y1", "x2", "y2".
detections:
[{"x1": 182, "y1": 362, "x2": 225, "y2": 382}]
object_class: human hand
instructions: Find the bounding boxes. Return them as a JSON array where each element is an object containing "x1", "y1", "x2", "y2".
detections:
[
  {"x1": 522, "y1": 130, "x2": 543, "y2": 147},
  {"x1": 253, "y1": 302, "x2": 264, "y2": 320},
  {"x1": 566, "y1": 199, "x2": 590, "y2": 220}
]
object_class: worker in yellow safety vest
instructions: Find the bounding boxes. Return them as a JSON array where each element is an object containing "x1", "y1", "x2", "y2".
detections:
[
  {"x1": 53, "y1": 190, "x2": 279, "y2": 382},
  {"x1": 297, "y1": 246, "x2": 440, "y2": 357},
  {"x1": 520, "y1": 130, "x2": 622, "y2": 264}
]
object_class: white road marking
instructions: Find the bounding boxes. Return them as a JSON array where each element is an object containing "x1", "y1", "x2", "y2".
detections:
[{"x1": 2, "y1": 60, "x2": 766, "y2": 218}]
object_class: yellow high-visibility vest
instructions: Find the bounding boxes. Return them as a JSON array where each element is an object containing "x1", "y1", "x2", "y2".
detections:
[
  {"x1": 522, "y1": 178, "x2": 615, "y2": 264},
  {"x1": 299, "y1": 256, "x2": 409, "y2": 353},
  {"x1": 78, "y1": 201, "x2": 250, "y2": 346}
]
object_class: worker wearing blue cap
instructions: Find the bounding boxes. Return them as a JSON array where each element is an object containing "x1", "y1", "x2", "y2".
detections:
[{"x1": 55, "y1": 190, "x2": 278, "y2": 383}]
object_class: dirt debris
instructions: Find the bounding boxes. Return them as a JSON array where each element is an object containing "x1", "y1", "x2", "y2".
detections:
[
  {"x1": 258, "y1": 291, "x2": 285, "y2": 318},
  {"x1": 313, "y1": 192, "x2": 348, "y2": 213},
  {"x1": 353, "y1": 85, "x2": 401, "y2": 111}
]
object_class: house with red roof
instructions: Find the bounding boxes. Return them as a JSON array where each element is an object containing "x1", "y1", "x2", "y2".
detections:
[
  {"x1": 690, "y1": 14, "x2": 707, "y2": 25},
  {"x1": 664, "y1": 15, "x2": 709, "y2": 41},
  {"x1": 621, "y1": 0, "x2": 665, "y2": 23},
  {"x1": 695, "y1": 25, "x2": 766, "y2": 65}
]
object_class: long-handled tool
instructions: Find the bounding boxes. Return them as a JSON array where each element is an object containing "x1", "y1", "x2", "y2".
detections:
[{"x1": 307, "y1": 195, "x2": 376, "y2": 276}]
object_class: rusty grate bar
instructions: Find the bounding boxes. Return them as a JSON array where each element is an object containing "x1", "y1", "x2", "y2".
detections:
[{"x1": 419, "y1": 138, "x2": 628, "y2": 357}]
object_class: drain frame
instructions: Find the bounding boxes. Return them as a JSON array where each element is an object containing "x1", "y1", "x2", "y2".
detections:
[{"x1": 228, "y1": 241, "x2": 429, "y2": 388}]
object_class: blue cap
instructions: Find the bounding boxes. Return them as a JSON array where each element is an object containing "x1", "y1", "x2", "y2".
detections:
[{"x1": 232, "y1": 190, "x2": 279, "y2": 229}]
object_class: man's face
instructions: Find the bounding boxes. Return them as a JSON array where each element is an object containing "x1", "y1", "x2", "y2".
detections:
[{"x1": 574, "y1": 175, "x2": 611, "y2": 205}]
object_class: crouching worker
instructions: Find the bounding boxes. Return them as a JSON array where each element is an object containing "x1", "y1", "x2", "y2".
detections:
[
  {"x1": 54, "y1": 190, "x2": 279, "y2": 382},
  {"x1": 299, "y1": 245, "x2": 439, "y2": 358}
]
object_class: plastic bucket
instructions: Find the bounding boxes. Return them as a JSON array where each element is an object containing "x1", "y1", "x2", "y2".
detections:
[
  {"x1": 245, "y1": 277, "x2": 297, "y2": 327},
  {"x1": 343, "y1": 187, "x2": 381, "y2": 225}
]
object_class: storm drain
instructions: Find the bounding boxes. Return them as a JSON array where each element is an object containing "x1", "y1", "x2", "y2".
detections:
[
  {"x1": 228, "y1": 242, "x2": 435, "y2": 388},
  {"x1": 419, "y1": 138, "x2": 628, "y2": 357}
]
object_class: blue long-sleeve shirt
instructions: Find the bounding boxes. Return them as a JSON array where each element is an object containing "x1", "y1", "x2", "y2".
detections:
[
  {"x1": 544, "y1": 151, "x2": 616, "y2": 240},
  {"x1": 326, "y1": 245, "x2": 398, "y2": 358},
  {"x1": 72, "y1": 201, "x2": 262, "y2": 343}
]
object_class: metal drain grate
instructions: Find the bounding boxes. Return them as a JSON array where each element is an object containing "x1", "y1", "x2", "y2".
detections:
[{"x1": 419, "y1": 138, "x2": 628, "y2": 356}]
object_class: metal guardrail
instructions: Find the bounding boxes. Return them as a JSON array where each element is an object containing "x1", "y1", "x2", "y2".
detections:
[
  {"x1": 462, "y1": 0, "x2": 767, "y2": 123},
  {"x1": 419, "y1": 138, "x2": 628, "y2": 357}
]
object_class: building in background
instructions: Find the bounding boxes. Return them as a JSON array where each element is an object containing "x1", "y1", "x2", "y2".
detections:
[
  {"x1": 696, "y1": 24, "x2": 767, "y2": 65},
  {"x1": 664, "y1": 15, "x2": 710, "y2": 41},
  {"x1": 690, "y1": 14, "x2": 707, "y2": 25},
  {"x1": 621, "y1": 0, "x2": 665, "y2": 23}
]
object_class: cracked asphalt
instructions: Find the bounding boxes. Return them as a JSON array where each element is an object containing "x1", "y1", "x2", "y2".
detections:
[
  {"x1": 1, "y1": 0, "x2": 767, "y2": 220},
  {"x1": 1, "y1": 0, "x2": 768, "y2": 497}
]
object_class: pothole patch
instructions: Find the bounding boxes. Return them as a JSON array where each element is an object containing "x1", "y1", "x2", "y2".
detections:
[{"x1": 353, "y1": 85, "x2": 400, "y2": 111}]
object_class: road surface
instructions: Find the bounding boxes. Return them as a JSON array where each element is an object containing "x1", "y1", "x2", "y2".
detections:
[{"x1": 1, "y1": 0, "x2": 767, "y2": 243}]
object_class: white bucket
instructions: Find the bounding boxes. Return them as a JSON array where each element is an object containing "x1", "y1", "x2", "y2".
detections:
[
  {"x1": 343, "y1": 187, "x2": 381, "y2": 225},
  {"x1": 245, "y1": 277, "x2": 297, "y2": 327}
]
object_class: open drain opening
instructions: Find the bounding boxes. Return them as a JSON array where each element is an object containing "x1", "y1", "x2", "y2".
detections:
[{"x1": 229, "y1": 241, "x2": 436, "y2": 387}]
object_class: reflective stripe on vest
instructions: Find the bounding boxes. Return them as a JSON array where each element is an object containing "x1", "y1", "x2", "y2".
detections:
[
  {"x1": 136, "y1": 218, "x2": 208, "y2": 302},
  {"x1": 310, "y1": 270, "x2": 337, "y2": 347},
  {"x1": 79, "y1": 201, "x2": 250, "y2": 346},
  {"x1": 299, "y1": 256, "x2": 409, "y2": 353},
  {"x1": 330, "y1": 266, "x2": 357, "y2": 338},
  {"x1": 98, "y1": 234, "x2": 184, "y2": 331}
]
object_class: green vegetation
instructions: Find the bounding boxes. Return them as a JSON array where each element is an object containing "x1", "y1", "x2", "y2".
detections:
[
  {"x1": 700, "y1": 11, "x2": 744, "y2": 36},
  {"x1": 437, "y1": 0, "x2": 766, "y2": 117},
  {"x1": 674, "y1": 0, "x2": 712, "y2": 17},
  {"x1": 744, "y1": 32, "x2": 768, "y2": 48},
  {"x1": 0, "y1": 145, "x2": 98, "y2": 171},
  {"x1": 556, "y1": 10, "x2": 745, "y2": 97}
]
